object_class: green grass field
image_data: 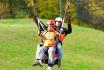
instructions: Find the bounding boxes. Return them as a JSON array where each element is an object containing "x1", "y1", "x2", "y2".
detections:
[{"x1": 0, "y1": 19, "x2": 104, "y2": 70}]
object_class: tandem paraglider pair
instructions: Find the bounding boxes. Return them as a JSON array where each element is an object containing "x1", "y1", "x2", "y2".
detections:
[{"x1": 32, "y1": 2, "x2": 72, "y2": 70}]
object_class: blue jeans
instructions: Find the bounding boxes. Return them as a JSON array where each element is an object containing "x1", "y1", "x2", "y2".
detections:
[{"x1": 57, "y1": 43, "x2": 62, "y2": 60}]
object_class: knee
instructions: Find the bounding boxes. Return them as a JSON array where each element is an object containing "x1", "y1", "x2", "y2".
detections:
[
  {"x1": 48, "y1": 48, "x2": 55, "y2": 53},
  {"x1": 57, "y1": 43, "x2": 62, "y2": 49},
  {"x1": 39, "y1": 47, "x2": 46, "y2": 52}
]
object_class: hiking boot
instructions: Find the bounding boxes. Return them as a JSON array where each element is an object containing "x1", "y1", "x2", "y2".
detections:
[
  {"x1": 57, "y1": 60, "x2": 61, "y2": 68},
  {"x1": 32, "y1": 60, "x2": 43, "y2": 67}
]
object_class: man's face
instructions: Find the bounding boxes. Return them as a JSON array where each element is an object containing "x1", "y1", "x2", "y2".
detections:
[{"x1": 55, "y1": 21, "x2": 62, "y2": 27}]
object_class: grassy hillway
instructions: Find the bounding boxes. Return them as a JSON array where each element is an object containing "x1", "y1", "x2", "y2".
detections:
[{"x1": 0, "y1": 19, "x2": 104, "y2": 70}]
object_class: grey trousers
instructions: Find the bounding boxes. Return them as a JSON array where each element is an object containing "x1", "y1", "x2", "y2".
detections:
[{"x1": 35, "y1": 44, "x2": 56, "y2": 64}]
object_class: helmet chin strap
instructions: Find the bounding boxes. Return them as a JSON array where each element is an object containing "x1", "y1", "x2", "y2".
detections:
[
  {"x1": 48, "y1": 29, "x2": 54, "y2": 32},
  {"x1": 47, "y1": 27, "x2": 54, "y2": 32},
  {"x1": 56, "y1": 24, "x2": 62, "y2": 28}
]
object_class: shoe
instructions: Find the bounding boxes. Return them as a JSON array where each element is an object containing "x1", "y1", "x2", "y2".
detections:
[
  {"x1": 48, "y1": 66, "x2": 52, "y2": 70},
  {"x1": 57, "y1": 60, "x2": 61, "y2": 68},
  {"x1": 32, "y1": 60, "x2": 43, "y2": 67}
]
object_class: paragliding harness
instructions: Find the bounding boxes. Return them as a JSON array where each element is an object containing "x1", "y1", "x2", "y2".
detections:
[
  {"x1": 33, "y1": 11, "x2": 72, "y2": 67},
  {"x1": 33, "y1": 16, "x2": 59, "y2": 64},
  {"x1": 37, "y1": 30, "x2": 59, "y2": 64},
  {"x1": 33, "y1": 12, "x2": 67, "y2": 66}
]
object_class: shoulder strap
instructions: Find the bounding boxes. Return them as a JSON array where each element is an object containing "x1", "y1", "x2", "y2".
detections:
[{"x1": 42, "y1": 30, "x2": 48, "y2": 36}]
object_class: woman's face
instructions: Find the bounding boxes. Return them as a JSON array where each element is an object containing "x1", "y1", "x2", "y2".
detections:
[{"x1": 47, "y1": 25, "x2": 54, "y2": 32}]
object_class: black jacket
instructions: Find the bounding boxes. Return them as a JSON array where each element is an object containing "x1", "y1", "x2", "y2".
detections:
[{"x1": 33, "y1": 15, "x2": 72, "y2": 36}]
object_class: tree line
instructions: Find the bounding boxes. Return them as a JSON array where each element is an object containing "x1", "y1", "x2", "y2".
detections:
[{"x1": 0, "y1": 0, "x2": 104, "y2": 31}]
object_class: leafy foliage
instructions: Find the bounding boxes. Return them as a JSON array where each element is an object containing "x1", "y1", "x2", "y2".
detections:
[{"x1": 0, "y1": 0, "x2": 104, "y2": 30}]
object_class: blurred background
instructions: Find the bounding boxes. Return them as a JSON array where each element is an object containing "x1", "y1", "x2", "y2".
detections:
[{"x1": 0, "y1": 0, "x2": 104, "y2": 31}]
